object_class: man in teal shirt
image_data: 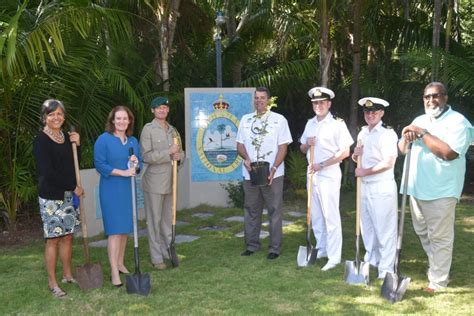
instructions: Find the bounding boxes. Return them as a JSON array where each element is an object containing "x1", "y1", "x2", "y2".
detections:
[{"x1": 399, "y1": 82, "x2": 473, "y2": 293}]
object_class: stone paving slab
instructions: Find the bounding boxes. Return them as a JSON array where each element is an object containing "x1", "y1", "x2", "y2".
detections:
[
  {"x1": 198, "y1": 225, "x2": 227, "y2": 231},
  {"x1": 191, "y1": 212, "x2": 215, "y2": 219},
  {"x1": 176, "y1": 220, "x2": 190, "y2": 226},
  {"x1": 235, "y1": 230, "x2": 269, "y2": 239},
  {"x1": 287, "y1": 211, "x2": 305, "y2": 218},
  {"x1": 89, "y1": 229, "x2": 198, "y2": 247},
  {"x1": 175, "y1": 234, "x2": 200, "y2": 243},
  {"x1": 262, "y1": 220, "x2": 294, "y2": 227},
  {"x1": 224, "y1": 216, "x2": 244, "y2": 222}
]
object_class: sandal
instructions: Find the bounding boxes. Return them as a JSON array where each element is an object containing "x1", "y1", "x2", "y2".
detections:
[
  {"x1": 50, "y1": 286, "x2": 67, "y2": 298},
  {"x1": 61, "y1": 277, "x2": 77, "y2": 284}
]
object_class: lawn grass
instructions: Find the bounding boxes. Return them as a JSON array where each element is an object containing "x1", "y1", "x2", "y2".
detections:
[{"x1": 1, "y1": 190, "x2": 473, "y2": 315}]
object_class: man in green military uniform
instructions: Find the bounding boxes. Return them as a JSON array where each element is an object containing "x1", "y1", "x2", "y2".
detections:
[{"x1": 140, "y1": 97, "x2": 184, "y2": 270}]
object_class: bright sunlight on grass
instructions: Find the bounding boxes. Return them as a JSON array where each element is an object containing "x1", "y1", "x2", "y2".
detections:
[{"x1": 1, "y1": 191, "x2": 473, "y2": 314}]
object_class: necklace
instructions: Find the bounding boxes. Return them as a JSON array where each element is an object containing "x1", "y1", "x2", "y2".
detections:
[{"x1": 43, "y1": 126, "x2": 65, "y2": 144}]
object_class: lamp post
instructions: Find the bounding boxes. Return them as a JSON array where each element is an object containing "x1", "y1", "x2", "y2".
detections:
[{"x1": 215, "y1": 11, "x2": 226, "y2": 87}]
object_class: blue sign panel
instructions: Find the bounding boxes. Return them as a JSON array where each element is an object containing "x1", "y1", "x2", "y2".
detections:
[{"x1": 188, "y1": 90, "x2": 254, "y2": 182}]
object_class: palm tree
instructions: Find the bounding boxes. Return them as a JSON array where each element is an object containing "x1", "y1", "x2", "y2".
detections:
[{"x1": 0, "y1": 0, "x2": 144, "y2": 228}]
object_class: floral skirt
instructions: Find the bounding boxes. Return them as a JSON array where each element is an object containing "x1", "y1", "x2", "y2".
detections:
[{"x1": 39, "y1": 191, "x2": 80, "y2": 238}]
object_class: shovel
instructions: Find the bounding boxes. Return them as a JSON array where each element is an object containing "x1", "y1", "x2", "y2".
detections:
[
  {"x1": 381, "y1": 143, "x2": 412, "y2": 303},
  {"x1": 71, "y1": 126, "x2": 104, "y2": 292},
  {"x1": 167, "y1": 136, "x2": 179, "y2": 268},
  {"x1": 297, "y1": 146, "x2": 318, "y2": 267},
  {"x1": 126, "y1": 147, "x2": 151, "y2": 296},
  {"x1": 344, "y1": 146, "x2": 369, "y2": 285}
]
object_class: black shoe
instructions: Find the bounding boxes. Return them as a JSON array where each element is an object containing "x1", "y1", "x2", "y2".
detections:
[
  {"x1": 111, "y1": 277, "x2": 123, "y2": 287},
  {"x1": 241, "y1": 250, "x2": 254, "y2": 256},
  {"x1": 267, "y1": 253, "x2": 279, "y2": 260}
]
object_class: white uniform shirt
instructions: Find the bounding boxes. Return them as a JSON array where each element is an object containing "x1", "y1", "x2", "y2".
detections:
[
  {"x1": 236, "y1": 111, "x2": 293, "y2": 180},
  {"x1": 300, "y1": 114, "x2": 354, "y2": 177},
  {"x1": 357, "y1": 121, "x2": 398, "y2": 182}
]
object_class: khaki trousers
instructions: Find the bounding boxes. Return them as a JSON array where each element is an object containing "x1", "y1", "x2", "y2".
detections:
[
  {"x1": 144, "y1": 191, "x2": 172, "y2": 264},
  {"x1": 409, "y1": 196, "x2": 457, "y2": 289}
]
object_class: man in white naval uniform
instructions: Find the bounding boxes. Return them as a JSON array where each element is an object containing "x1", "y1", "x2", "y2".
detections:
[
  {"x1": 300, "y1": 87, "x2": 354, "y2": 271},
  {"x1": 352, "y1": 97, "x2": 398, "y2": 280}
]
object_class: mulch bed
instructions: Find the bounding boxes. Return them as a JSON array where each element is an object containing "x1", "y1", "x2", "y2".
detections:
[{"x1": 0, "y1": 212, "x2": 43, "y2": 249}]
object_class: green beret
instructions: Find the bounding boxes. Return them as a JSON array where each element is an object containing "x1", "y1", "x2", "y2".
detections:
[{"x1": 150, "y1": 97, "x2": 169, "y2": 108}]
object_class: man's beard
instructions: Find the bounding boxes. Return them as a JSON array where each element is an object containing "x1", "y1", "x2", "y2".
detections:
[{"x1": 425, "y1": 106, "x2": 444, "y2": 118}]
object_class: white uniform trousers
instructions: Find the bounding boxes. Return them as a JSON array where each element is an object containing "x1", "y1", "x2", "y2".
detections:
[
  {"x1": 144, "y1": 191, "x2": 172, "y2": 264},
  {"x1": 409, "y1": 196, "x2": 457, "y2": 289},
  {"x1": 310, "y1": 173, "x2": 342, "y2": 264},
  {"x1": 360, "y1": 179, "x2": 398, "y2": 278}
]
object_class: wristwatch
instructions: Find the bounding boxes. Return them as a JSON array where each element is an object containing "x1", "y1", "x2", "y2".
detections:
[
  {"x1": 271, "y1": 166, "x2": 277, "y2": 172},
  {"x1": 319, "y1": 162, "x2": 325, "y2": 169},
  {"x1": 418, "y1": 129, "x2": 430, "y2": 138}
]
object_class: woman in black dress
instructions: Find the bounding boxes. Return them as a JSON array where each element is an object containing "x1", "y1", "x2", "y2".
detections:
[{"x1": 33, "y1": 99, "x2": 83, "y2": 298}]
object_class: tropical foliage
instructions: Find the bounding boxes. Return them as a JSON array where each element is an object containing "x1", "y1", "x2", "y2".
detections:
[{"x1": 1, "y1": 0, "x2": 473, "y2": 229}]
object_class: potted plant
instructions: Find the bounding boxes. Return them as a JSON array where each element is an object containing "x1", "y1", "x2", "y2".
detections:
[{"x1": 248, "y1": 97, "x2": 278, "y2": 186}]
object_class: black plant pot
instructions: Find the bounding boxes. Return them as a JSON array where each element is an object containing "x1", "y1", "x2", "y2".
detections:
[{"x1": 249, "y1": 161, "x2": 270, "y2": 186}]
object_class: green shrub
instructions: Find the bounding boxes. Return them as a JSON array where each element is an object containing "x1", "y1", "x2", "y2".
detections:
[
  {"x1": 221, "y1": 181, "x2": 244, "y2": 208},
  {"x1": 285, "y1": 149, "x2": 307, "y2": 190}
]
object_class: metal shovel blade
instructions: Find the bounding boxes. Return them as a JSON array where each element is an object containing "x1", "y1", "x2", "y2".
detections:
[
  {"x1": 167, "y1": 225, "x2": 179, "y2": 268},
  {"x1": 126, "y1": 272, "x2": 151, "y2": 296},
  {"x1": 75, "y1": 262, "x2": 104, "y2": 292},
  {"x1": 167, "y1": 243, "x2": 179, "y2": 268},
  {"x1": 344, "y1": 260, "x2": 370, "y2": 286},
  {"x1": 381, "y1": 272, "x2": 411, "y2": 303},
  {"x1": 297, "y1": 246, "x2": 317, "y2": 267}
]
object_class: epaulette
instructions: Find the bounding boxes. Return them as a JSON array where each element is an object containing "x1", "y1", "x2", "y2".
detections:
[{"x1": 332, "y1": 114, "x2": 344, "y2": 122}]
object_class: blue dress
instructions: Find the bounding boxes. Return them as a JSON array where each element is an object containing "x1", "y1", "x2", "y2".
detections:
[{"x1": 94, "y1": 132, "x2": 142, "y2": 236}]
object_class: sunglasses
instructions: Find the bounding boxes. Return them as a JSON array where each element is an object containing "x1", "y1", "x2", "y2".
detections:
[{"x1": 423, "y1": 93, "x2": 445, "y2": 100}]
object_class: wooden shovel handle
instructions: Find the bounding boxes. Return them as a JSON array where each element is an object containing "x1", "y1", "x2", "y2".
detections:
[
  {"x1": 72, "y1": 141, "x2": 90, "y2": 263},
  {"x1": 355, "y1": 140, "x2": 362, "y2": 237},
  {"x1": 307, "y1": 145, "x2": 314, "y2": 225},
  {"x1": 172, "y1": 137, "x2": 178, "y2": 225}
]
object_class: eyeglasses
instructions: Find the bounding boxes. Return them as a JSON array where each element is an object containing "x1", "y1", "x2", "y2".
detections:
[{"x1": 423, "y1": 93, "x2": 445, "y2": 100}]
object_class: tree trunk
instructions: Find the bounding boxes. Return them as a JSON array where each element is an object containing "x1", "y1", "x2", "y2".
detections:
[
  {"x1": 432, "y1": 0, "x2": 442, "y2": 81},
  {"x1": 152, "y1": 0, "x2": 181, "y2": 91},
  {"x1": 225, "y1": 0, "x2": 251, "y2": 87},
  {"x1": 443, "y1": 0, "x2": 454, "y2": 83},
  {"x1": 403, "y1": 0, "x2": 410, "y2": 19},
  {"x1": 320, "y1": 0, "x2": 332, "y2": 87},
  {"x1": 349, "y1": 0, "x2": 362, "y2": 141}
]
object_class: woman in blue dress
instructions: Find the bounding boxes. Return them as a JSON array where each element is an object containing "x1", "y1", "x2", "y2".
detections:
[{"x1": 94, "y1": 105, "x2": 142, "y2": 287}]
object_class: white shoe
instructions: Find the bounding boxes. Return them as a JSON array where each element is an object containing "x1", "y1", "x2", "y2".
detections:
[{"x1": 321, "y1": 262, "x2": 338, "y2": 271}]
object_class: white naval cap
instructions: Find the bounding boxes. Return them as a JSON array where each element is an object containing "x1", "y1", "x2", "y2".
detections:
[
  {"x1": 358, "y1": 97, "x2": 389, "y2": 111},
  {"x1": 308, "y1": 87, "x2": 335, "y2": 101}
]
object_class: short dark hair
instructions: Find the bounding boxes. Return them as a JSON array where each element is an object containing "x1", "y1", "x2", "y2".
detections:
[
  {"x1": 40, "y1": 99, "x2": 66, "y2": 125},
  {"x1": 424, "y1": 82, "x2": 447, "y2": 95},
  {"x1": 255, "y1": 87, "x2": 271, "y2": 98},
  {"x1": 105, "y1": 105, "x2": 135, "y2": 136}
]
